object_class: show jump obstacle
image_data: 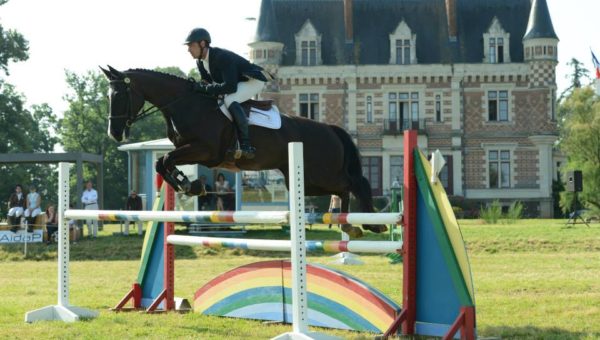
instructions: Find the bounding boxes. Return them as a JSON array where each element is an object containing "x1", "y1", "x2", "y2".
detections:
[{"x1": 26, "y1": 133, "x2": 476, "y2": 339}]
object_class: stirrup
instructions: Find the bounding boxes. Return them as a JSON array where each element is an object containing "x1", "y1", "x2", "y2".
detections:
[{"x1": 238, "y1": 144, "x2": 256, "y2": 160}]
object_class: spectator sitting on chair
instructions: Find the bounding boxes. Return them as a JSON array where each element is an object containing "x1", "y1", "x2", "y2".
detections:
[
  {"x1": 24, "y1": 184, "x2": 42, "y2": 232},
  {"x1": 197, "y1": 175, "x2": 214, "y2": 210},
  {"x1": 45, "y1": 204, "x2": 58, "y2": 244},
  {"x1": 125, "y1": 190, "x2": 143, "y2": 235},
  {"x1": 215, "y1": 173, "x2": 231, "y2": 211},
  {"x1": 7, "y1": 184, "x2": 26, "y2": 233}
]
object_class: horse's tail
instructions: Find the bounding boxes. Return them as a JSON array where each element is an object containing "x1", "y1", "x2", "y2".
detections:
[{"x1": 329, "y1": 125, "x2": 375, "y2": 213}]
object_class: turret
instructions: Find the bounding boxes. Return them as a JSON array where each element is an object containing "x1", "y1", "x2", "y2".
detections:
[
  {"x1": 249, "y1": 0, "x2": 284, "y2": 67},
  {"x1": 523, "y1": 0, "x2": 559, "y2": 88}
]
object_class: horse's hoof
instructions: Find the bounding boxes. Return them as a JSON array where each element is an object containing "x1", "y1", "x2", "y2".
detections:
[
  {"x1": 341, "y1": 224, "x2": 363, "y2": 238},
  {"x1": 363, "y1": 224, "x2": 388, "y2": 234}
]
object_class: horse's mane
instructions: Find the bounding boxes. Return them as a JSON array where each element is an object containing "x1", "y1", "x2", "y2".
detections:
[{"x1": 126, "y1": 68, "x2": 191, "y2": 84}]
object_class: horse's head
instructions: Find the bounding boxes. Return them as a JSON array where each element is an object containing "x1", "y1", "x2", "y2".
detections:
[{"x1": 100, "y1": 65, "x2": 146, "y2": 142}]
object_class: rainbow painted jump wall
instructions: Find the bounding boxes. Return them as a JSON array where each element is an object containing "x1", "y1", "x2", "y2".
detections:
[{"x1": 26, "y1": 133, "x2": 476, "y2": 340}]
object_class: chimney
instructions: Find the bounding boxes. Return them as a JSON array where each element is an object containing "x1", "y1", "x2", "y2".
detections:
[
  {"x1": 445, "y1": 0, "x2": 457, "y2": 41},
  {"x1": 344, "y1": 0, "x2": 353, "y2": 42}
]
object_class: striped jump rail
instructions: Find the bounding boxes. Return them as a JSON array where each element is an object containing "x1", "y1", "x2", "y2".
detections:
[
  {"x1": 167, "y1": 235, "x2": 403, "y2": 254},
  {"x1": 64, "y1": 210, "x2": 402, "y2": 226}
]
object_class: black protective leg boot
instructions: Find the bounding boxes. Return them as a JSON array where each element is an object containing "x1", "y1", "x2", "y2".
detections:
[
  {"x1": 27, "y1": 217, "x2": 35, "y2": 232},
  {"x1": 228, "y1": 102, "x2": 256, "y2": 159},
  {"x1": 8, "y1": 216, "x2": 18, "y2": 233}
]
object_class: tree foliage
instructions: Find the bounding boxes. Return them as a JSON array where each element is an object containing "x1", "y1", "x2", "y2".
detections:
[
  {"x1": 559, "y1": 58, "x2": 591, "y2": 102},
  {"x1": 59, "y1": 68, "x2": 181, "y2": 209},
  {"x1": 0, "y1": 1, "x2": 59, "y2": 214},
  {"x1": 0, "y1": 0, "x2": 29, "y2": 76},
  {"x1": 558, "y1": 87, "x2": 600, "y2": 216}
]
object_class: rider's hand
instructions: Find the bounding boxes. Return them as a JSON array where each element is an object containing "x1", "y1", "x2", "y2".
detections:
[{"x1": 191, "y1": 81, "x2": 208, "y2": 93}]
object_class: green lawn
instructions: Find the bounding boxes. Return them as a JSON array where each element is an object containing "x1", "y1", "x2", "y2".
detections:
[{"x1": 1, "y1": 220, "x2": 599, "y2": 339}]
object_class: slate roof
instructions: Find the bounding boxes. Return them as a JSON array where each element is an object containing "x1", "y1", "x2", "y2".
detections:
[
  {"x1": 523, "y1": 0, "x2": 558, "y2": 40},
  {"x1": 255, "y1": 0, "x2": 554, "y2": 65}
]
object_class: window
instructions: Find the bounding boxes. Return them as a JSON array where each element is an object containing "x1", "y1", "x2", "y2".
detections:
[
  {"x1": 295, "y1": 19, "x2": 322, "y2": 66},
  {"x1": 299, "y1": 93, "x2": 319, "y2": 120},
  {"x1": 488, "y1": 90, "x2": 508, "y2": 121},
  {"x1": 366, "y1": 96, "x2": 373, "y2": 123},
  {"x1": 390, "y1": 156, "x2": 403, "y2": 188},
  {"x1": 489, "y1": 150, "x2": 511, "y2": 188},
  {"x1": 488, "y1": 37, "x2": 504, "y2": 63},
  {"x1": 395, "y1": 39, "x2": 411, "y2": 65},
  {"x1": 435, "y1": 95, "x2": 442, "y2": 122},
  {"x1": 362, "y1": 156, "x2": 382, "y2": 196},
  {"x1": 484, "y1": 17, "x2": 510, "y2": 63},
  {"x1": 389, "y1": 20, "x2": 416, "y2": 65},
  {"x1": 387, "y1": 92, "x2": 419, "y2": 131},
  {"x1": 301, "y1": 40, "x2": 317, "y2": 66}
]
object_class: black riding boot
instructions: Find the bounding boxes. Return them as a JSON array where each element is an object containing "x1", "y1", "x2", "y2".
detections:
[{"x1": 228, "y1": 102, "x2": 256, "y2": 159}]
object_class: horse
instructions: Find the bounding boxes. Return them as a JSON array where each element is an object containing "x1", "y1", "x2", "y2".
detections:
[{"x1": 100, "y1": 65, "x2": 386, "y2": 238}]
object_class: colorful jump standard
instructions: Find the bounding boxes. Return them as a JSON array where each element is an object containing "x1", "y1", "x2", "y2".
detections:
[{"x1": 383, "y1": 130, "x2": 476, "y2": 339}]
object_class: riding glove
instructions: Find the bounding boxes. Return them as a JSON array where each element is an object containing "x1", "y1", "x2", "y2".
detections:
[{"x1": 191, "y1": 81, "x2": 209, "y2": 93}]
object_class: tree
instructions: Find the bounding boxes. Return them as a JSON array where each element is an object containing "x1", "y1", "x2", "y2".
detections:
[
  {"x1": 59, "y1": 68, "x2": 182, "y2": 209},
  {"x1": 559, "y1": 58, "x2": 591, "y2": 102},
  {"x1": 0, "y1": 1, "x2": 59, "y2": 214},
  {"x1": 558, "y1": 87, "x2": 600, "y2": 217},
  {"x1": 0, "y1": 0, "x2": 29, "y2": 76}
]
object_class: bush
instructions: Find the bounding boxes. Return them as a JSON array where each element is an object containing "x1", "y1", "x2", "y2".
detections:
[
  {"x1": 504, "y1": 201, "x2": 524, "y2": 224},
  {"x1": 480, "y1": 200, "x2": 502, "y2": 224}
]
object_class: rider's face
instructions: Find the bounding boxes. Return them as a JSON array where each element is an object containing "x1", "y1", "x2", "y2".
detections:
[{"x1": 187, "y1": 42, "x2": 202, "y2": 59}]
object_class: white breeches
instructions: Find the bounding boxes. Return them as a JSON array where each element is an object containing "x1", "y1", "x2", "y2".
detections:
[
  {"x1": 8, "y1": 207, "x2": 24, "y2": 217},
  {"x1": 24, "y1": 208, "x2": 42, "y2": 218},
  {"x1": 223, "y1": 79, "x2": 265, "y2": 107}
]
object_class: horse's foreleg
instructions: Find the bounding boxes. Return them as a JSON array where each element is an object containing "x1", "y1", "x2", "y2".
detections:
[
  {"x1": 155, "y1": 155, "x2": 190, "y2": 193},
  {"x1": 160, "y1": 143, "x2": 213, "y2": 196}
]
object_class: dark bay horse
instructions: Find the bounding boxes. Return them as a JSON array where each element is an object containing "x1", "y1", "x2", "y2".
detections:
[{"x1": 100, "y1": 66, "x2": 386, "y2": 237}]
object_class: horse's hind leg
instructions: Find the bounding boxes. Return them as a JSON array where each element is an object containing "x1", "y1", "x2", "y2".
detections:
[
  {"x1": 352, "y1": 175, "x2": 388, "y2": 234},
  {"x1": 338, "y1": 192, "x2": 364, "y2": 238}
]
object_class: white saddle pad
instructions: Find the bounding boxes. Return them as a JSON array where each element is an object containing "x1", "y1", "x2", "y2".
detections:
[{"x1": 219, "y1": 104, "x2": 282, "y2": 129}]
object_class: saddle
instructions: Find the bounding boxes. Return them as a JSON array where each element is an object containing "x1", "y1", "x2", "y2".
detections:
[{"x1": 241, "y1": 99, "x2": 273, "y2": 115}]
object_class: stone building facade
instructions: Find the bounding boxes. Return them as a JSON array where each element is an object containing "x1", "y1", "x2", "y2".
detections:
[{"x1": 249, "y1": 0, "x2": 560, "y2": 217}]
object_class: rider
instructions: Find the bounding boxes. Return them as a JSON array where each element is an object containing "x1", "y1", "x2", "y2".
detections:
[{"x1": 185, "y1": 27, "x2": 273, "y2": 160}]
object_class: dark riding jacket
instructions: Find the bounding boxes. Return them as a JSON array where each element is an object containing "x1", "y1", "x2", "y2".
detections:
[
  {"x1": 196, "y1": 47, "x2": 272, "y2": 96},
  {"x1": 9, "y1": 193, "x2": 26, "y2": 208}
]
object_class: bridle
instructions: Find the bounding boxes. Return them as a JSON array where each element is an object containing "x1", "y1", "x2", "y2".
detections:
[{"x1": 108, "y1": 76, "x2": 197, "y2": 128}]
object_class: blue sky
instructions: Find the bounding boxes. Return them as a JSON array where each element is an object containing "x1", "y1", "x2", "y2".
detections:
[{"x1": 2, "y1": 0, "x2": 598, "y2": 115}]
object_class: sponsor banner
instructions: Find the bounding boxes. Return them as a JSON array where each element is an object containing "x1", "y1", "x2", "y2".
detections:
[{"x1": 0, "y1": 230, "x2": 44, "y2": 243}]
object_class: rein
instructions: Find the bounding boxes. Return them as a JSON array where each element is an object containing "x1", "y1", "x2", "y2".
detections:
[{"x1": 109, "y1": 77, "x2": 214, "y2": 127}]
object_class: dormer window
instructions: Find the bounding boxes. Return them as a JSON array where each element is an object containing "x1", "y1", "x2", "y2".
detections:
[
  {"x1": 295, "y1": 20, "x2": 322, "y2": 66},
  {"x1": 489, "y1": 37, "x2": 504, "y2": 63},
  {"x1": 483, "y1": 17, "x2": 510, "y2": 64},
  {"x1": 389, "y1": 20, "x2": 417, "y2": 65}
]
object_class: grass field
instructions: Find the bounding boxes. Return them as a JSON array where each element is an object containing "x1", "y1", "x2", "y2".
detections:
[{"x1": 1, "y1": 219, "x2": 599, "y2": 339}]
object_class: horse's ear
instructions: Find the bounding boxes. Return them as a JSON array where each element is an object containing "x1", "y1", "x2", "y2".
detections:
[
  {"x1": 107, "y1": 65, "x2": 125, "y2": 79},
  {"x1": 99, "y1": 66, "x2": 113, "y2": 79}
]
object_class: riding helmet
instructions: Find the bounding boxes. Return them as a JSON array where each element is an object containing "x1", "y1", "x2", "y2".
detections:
[{"x1": 184, "y1": 28, "x2": 211, "y2": 44}]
